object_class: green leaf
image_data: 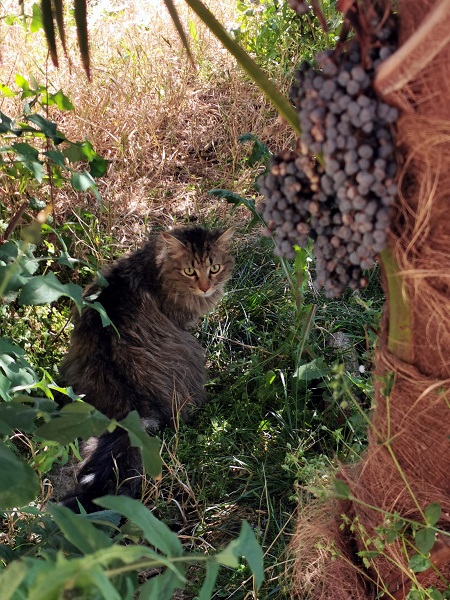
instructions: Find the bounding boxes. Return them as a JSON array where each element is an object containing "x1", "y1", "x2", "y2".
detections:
[
  {"x1": 119, "y1": 411, "x2": 162, "y2": 478},
  {"x1": 0, "y1": 559, "x2": 28, "y2": 600},
  {"x1": 293, "y1": 357, "x2": 329, "y2": 382},
  {"x1": 89, "y1": 154, "x2": 108, "y2": 177},
  {"x1": 0, "y1": 84, "x2": 16, "y2": 98},
  {"x1": 0, "y1": 372, "x2": 11, "y2": 402},
  {"x1": 49, "y1": 89, "x2": 75, "y2": 111},
  {"x1": 30, "y1": 2, "x2": 44, "y2": 32},
  {"x1": 11, "y1": 142, "x2": 39, "y2": 159},
  {"x1": 15, "y1": 74, "x2": 30, "y2": 91},
  {"x1": 216, "y1": 521, "x2": 264, "y2": 588},
  {"x1": 44, "y1": 148, "x2": 67, "y2": 168},
  {"x1": 238, "y1": 133, "x2": 270, "y2": 167},
  {"x1": 415, "y1": 527, "x2": 436, "y2": 555},
  {"x1": 19, "y1": 272, "x2": 84, "y2": 307},
  {"x1": 21, "y1": 160, "x2": 45, "y2": 183},
  {"x1": 0, "y1": 440, "x2": 40, "y2": 508},
  {"x1": 425, "y1": 502, "x2": 441, "y2": 526},
  {"x1": 47, "y1": 503, "x2": 112, "y2": 554},
  {"x1": 96, "y1": 496, "x2": 183, "y2": 557},
  {"x1": 0, "y1": 402, "x2": 40, "y2": 434},
  {"x1": 198, "y1": 561, "x2": 219, "y2": 600},
  {"x1": 332, "y1": 478, "x2": 351, "y2": 499},
  {"x1": 139, "y1": 565, "x2": 186, "y2": 600},
  {"x1": 88, "y1": 300, "x2": 114, "y2": 328},
  {"x1": 26, "y1": 113, "x2": 65, "y2": 143},
  {"x1": 36, "y1": 402, "x2": 111, "y2": 444},
  {"x1": 71, "y1": 170, "x2": 101, "y2": 201},
  {"x1": 408, "y1": 553, "x2": 432, "y2": 573}
]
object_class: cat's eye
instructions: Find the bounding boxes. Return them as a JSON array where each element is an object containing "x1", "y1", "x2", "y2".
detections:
[
  {"x1": 183, "y1": 267, "x2": 196, "y2": 276},
  {"x1": 210, "y1": 264, "x2": 221, "y2": 274}
]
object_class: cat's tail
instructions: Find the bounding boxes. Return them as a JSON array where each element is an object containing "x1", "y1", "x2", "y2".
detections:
[{"x1": 59, "y1": 428, "x2": 143, "y2": 513}]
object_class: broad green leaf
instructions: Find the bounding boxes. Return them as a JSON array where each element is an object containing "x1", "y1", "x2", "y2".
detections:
[
  {"x1": 19, "y1": 272, "x2": 84, "y2": 307},
  {"x1": 119, "y1": 411, "x2": 162, "y2": 477},
  {"x1": 96, "y1": 496, "x2": 182, "y2": 557},
  {"x1": 0, "y1": 440, "x2": 40, "y2": 508},
  {"x1": 36, "y1": 402, "x2": 111, "y2": 444},
  {"x1": 139, "y1": 565, "x2": 186, "y2": 600},
  {"x1": 15, "y1": 74, "x2": 30, "y2": 91},
  {"x1": 41, "y1": 0, "x2": 58, "y2": 67},
  {"x1": 76, "y1": 564, "x2": 121, "y2": 600},
  {"x1": 63, "y1": 142, "x2": 88, "y2": 163},
  {"x1": 332, "y1": 478, "x2": 351, "y2": 499},
  {"x1": 179, "y1": 0, "x2": 300, "y2": 134},
  {"x1": 30, "y1": 2, "x2": 44, "y2": 32},
  {"x1": 408, "y1": 553, "x2": 432, "y2": 573},
  {"x1": 238, "y1": 133, "x2": 271, "y2": 167},
  {"x1": 44, "y1": 148, "x2": 67, "y2": 168},
  {"x1": 11, "y1": 142, "x2": 39, "y2": 159},
  {"x1": 216, "y1": 521, "x2": 264, "y2": 588},
  {"x1": 0, "y1": 372, "x2": 11, "y2": 401},
  {"x1": 71, "y1": 170, "x2": 101, "y2": 201},
  {"x1": 415, "y1": 527, "x2": 436, "y2": 555},
  {"x1": 21, "y1": 160, "x2": 45, "y2": 183},
  {"x1": 89, "y1": 154, "x2": 108, "y2": 178},
  {"x1": 26, "y1": 114, "x2": 65, "y2": 143},
  {"x1": 88, "y1": 300, "x2": 114, "y2": 328},
  {"x1": 425, "y1": 502, "x2": 441, "y2": 526},
  {"x1": 49, "y1": 89, "x2": 75, "y2": 111},
  {"x1": 47, "y1": 503, "x2": 112, "y2": 554},
  {"x1": 198, "y1": 561, "x2": 219, "y2": 600},
  {"x1": 0, "y1": 559, "x2": 28, "y2": 600},
  {"x1": 293, "y1": 358, "x2": 329, "y2": 382},
  {"x1": 0, "y1": 111, "x2": 14, "y2": 133},
  {"x1": 0, "y1": 402, "x2": 39, "y2": 434},
  {"x1": 0, "y1": 84, "x2": 16, "y2": 98}
]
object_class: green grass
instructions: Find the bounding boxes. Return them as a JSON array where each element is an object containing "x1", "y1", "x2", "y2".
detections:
[{"x1": 149, "y1": 227, "x2": 385, "y2": 598}]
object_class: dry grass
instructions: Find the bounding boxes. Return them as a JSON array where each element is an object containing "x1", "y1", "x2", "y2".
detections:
[{"x1": 0, "y1": 0, "x2": 295, "y2": 245}]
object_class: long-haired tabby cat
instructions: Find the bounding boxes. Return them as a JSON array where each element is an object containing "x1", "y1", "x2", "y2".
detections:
[{"x1": 58, "y1": 226, "x2": 234, "y2": 512}]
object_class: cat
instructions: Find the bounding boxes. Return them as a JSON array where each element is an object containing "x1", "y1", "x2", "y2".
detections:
[{"x1": 57, "y1": 225, "x2": 234, "y2": 512}]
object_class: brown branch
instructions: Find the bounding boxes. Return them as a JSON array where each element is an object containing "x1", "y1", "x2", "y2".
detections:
[
  {"x1": 1, "y1": 201, "x2": 28, "y2": 244},
  {"x1": 374, "y1": 0, "x2": 450, "y2": 97}
]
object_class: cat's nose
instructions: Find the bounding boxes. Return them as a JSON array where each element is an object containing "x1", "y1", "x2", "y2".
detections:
[{"x1": 198, "y1": 279, "x2": 210, "y2": 293}]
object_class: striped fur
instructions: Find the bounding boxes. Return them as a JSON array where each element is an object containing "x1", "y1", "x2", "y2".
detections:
[{"x1": 58, "y1": 226, "x2": 233, "y2": 511}]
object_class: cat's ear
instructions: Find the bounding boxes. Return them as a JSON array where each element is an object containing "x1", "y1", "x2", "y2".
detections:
[
  {"x1": 216, "y1": 227, "x2": 234, "y2": 247},
  {"x1": 160, "y1": 232, "x2": 187, "y2": 256}
]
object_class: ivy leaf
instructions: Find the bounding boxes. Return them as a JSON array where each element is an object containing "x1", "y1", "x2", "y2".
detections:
[
  {"x1": 71, "y1": 170, "x2": 101, "y2": 201},
  {"x1": 48, "y1": 89, "x2": 74, "y2": 111},
  {"x1": 19, "y1": 272, "x2": 84, "y2": 308},
  {"x1": 26, "y1": 114, "x2": 65, "y2": 144},
  {"x1": 36, "y1": 402, "x2": 111, "y2": 444}
]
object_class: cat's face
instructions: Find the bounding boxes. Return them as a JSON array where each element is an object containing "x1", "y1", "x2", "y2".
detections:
[{"x1": 157, "y1": 227, "x2": 234, "y2": 299}]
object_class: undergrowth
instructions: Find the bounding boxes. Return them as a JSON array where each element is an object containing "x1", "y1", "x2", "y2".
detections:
[{"x1": 0, "y1": 0, "x2": 389, "y2": 597}]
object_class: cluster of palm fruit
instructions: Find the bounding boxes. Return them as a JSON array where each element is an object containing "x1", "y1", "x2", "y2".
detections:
[{"x1": 258, "y1": 8, "x2": 399, "y2": 297}]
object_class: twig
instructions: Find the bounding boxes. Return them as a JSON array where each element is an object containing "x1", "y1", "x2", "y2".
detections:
[
  {"x1": 374, "y1": 0, "x2": 450, "y2": 97},
  {"x1": 1, "y1": 201, "x2": 28, "y2": 243}
]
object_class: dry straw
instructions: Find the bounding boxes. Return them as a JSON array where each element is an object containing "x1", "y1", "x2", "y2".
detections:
[{"x1": 291, "y1": 0, "x2": 450, "y2": 597}]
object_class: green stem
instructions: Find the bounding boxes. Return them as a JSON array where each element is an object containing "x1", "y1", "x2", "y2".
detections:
[{"x1": 379, "y1": 248, "x2": 412, "y2": 363}]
